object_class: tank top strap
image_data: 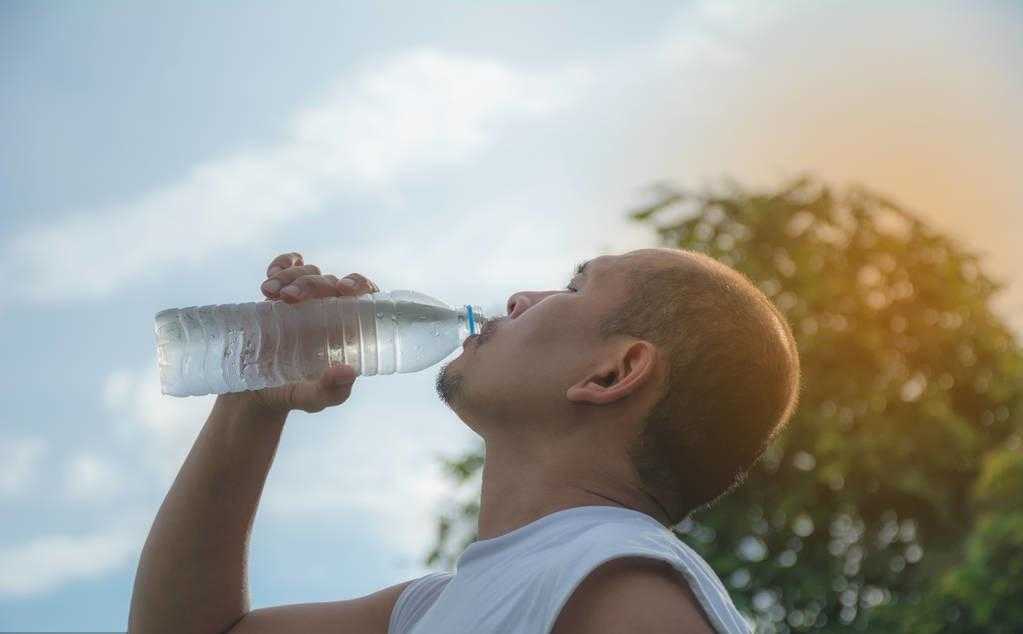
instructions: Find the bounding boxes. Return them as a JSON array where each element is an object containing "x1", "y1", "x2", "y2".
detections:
[
  {"x1": 535, "y1": 517, "x2": 752, "y2": 633},
  {"x1": 388, "y1": 571, "x2": 454, "y2": 634}
]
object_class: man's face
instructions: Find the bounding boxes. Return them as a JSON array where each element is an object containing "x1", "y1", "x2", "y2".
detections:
[{"x1": 436, "y1": 250, "x2": 665, "y2": 431}]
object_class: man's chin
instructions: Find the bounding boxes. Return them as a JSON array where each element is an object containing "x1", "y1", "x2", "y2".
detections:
[{"x1": 435, "y1": 362, "x2": 465, "y2": 408}]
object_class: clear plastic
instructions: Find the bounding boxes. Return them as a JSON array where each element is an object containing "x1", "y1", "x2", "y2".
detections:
[{"x1": 154, "y1": 290, "x2": 487, "y2": 397}]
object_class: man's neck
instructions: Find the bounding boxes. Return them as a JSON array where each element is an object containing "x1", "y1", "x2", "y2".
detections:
[{"x1": 475, "y1": 439, "x2": 673, "y2": 541}]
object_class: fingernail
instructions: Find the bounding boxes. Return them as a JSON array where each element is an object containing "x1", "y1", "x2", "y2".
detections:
[
  {"x1": 262, "y1": 279, "x2": 282, "y2": 293},
  {"x1": 269, "y1": 266, "x2": 283, "y2": 276},
  {"x1": 281, "y1": 284, "x2": 300, "y2": 298},
  {"x1": 340, "y1": 278, "x2": 356, "y2": 288}
]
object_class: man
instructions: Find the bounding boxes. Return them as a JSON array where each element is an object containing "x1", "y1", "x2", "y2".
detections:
[{"x1": 129, "y1": 247, "x2": 800, "y2": 634}]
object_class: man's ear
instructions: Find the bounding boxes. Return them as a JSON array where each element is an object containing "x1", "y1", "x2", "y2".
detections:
[{"x1": 565, "y1": 340, "x2": 659, "y2": 405}]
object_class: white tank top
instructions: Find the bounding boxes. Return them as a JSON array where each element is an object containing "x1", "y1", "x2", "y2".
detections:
[{"x1": 388, "y1": 505, "x2": 751, "y2": 634}]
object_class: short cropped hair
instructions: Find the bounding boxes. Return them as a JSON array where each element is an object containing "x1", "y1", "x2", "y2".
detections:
[{"x1": 601, "y1": 249, "x2": 801, "y2": 524}]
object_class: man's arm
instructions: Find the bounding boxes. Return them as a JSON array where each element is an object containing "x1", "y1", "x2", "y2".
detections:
[
  {"x1": 129, "y1": 254, "x2": 407, "y2": 634},
  {"x1": 226, "y1": 580, "x2": 412, "y2": 634},
  {"x1": 128, "y1": 392, "x2": 291, "y2": 633},
  {"x1": 551, "y1": 557, "x2": 717, "y2": 634}
]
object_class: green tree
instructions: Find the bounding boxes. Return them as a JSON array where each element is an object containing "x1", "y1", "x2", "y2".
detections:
[
  {"x1": 427, "y1": 176, "x2": 1023, "y2": 632},
  {"x1": 872, "y1": 447, "x2": 1023, "y2": 633}
]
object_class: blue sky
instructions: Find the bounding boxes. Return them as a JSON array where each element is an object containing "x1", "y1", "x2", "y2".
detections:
[{"x1": 2, "y1": 1, "x2": 1021, "y2": 630}]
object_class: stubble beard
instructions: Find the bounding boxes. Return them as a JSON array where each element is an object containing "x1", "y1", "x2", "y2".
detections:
[{"x1": 435, "y1": 362, "x2": 465, "y2": 408}]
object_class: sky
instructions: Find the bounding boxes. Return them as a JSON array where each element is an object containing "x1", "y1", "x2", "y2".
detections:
[{"x1": 1, "y1": 0, "x2": 1021, "y2": 630}]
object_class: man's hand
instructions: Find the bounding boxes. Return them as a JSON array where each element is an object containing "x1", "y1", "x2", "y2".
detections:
[{"x1": 250, "y1": 251, "x2": 381, "y2": 415}]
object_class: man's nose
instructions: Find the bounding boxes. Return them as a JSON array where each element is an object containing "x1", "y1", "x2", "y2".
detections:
[
  {"x1": 506, "y1": 293, "x2": 532, "y2": 319},
  {"x1": 506, "y1": 291, "x2": 558, "y2": 319}
]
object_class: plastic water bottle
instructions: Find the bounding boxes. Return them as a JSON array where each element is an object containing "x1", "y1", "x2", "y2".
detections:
[{"x1": 154, "y1": 290, "x2": 488, "y2": 397}]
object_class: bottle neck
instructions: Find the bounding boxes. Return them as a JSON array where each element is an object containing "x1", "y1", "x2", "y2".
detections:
[{"x1": 459, "y1": 305, "x2": 488, "y2": 340}]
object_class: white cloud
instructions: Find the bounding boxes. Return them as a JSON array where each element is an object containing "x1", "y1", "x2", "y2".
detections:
[
  {"x1": 64, "y1": 453, "x2": 123, "y2": 503},
  {"x1": 301, "y1": 200, "x2": 603, "y2": 314},
  {"x1": 1, "y1": 50, "x2": 591, "y2": 308},
  {"x1": 100, "y1": 359, "x2": 478, "y2": 559},
  {"x1": 692, "y1": 0, "x2": 786, "y2": 33},
  {"x1": 261, "y1": 374, "x2": 478, "y2": 557},
  {"x1": 103, "y1": 368, "x2": 135, "y2": 410},
  {"x1": 102, "y1": 366, "x2": 214, "y2": 483},
  {"x1": 649, "y1": 0, "x2": 786, "y2": 69},
  {"x1": 263, "y1": 438, "x2": 454, "y2": 557},
  {"x1": 0, "y1": 437, "x2": 47, "y2": 496},
  {"x1": 0, "y1": 519, "x2": 146, "y2": 598},
  {"x1": 291, "y1": 52, "x2": 589, "y2": 185}
]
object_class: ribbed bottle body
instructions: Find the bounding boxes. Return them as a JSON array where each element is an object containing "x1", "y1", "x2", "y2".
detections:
[{"x1": 154, "y1": 291, "x2": 484, "y2": 397}]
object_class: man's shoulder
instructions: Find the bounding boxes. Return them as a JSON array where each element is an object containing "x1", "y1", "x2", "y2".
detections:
[{"x1": 550, "y1": 556, "x2": 716, "y2": 634}]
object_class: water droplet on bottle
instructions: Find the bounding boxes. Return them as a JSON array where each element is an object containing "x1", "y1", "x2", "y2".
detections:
[{"x1": 376, "y1": 312, "x2": 383, "y2": 319}]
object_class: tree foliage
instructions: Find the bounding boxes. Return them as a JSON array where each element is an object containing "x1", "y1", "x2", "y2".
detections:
[{"x1": 427, "y1": 176, "x2": 1023, "y2": 631}]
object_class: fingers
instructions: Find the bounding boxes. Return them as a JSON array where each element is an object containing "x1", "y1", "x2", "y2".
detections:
[
  {"x1": 261, "y1": 264, "x2": 322, "y2": 299},
  {"x1": 262, "y1": 272, "x2": 380, "y2": 304},
  {"x1": 338, "y1": 273, "x2": 380, "y2": 295},
  {"x1": 260, "y1": 252, "x2": 380, "y2": 303},
  {"x1": 266, "y1": 252, "x2": 304, "y2": 277}
]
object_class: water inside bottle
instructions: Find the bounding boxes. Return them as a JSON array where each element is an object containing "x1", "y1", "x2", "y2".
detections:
[{"x1": 156, "y1": 292, "x2": 488, "y2": 396}]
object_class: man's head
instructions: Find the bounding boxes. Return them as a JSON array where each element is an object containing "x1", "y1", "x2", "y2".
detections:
[{"x1": 436, "y1": 247, "x2": 801, "y2": 524}]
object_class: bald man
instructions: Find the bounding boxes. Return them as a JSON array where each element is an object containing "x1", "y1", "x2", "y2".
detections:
[{"x1": 129, "y1": 247, "x2": 800, "y2": 634}]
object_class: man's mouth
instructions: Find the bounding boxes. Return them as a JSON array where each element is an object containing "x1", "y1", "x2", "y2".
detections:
[{"x1": 472, "y1": 318, "x2": 502, "y2": 347}]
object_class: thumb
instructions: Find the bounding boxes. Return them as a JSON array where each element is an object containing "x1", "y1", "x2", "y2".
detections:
[
  {"x1": 291, "y1": 365, "x2": 357, "y2": 413},
  {"x1": 316, "y1": 364, "x2": 358, "y2": 407},
  {"x1": 322, "y1": 364, "x2": 357, "y2": 389}
]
